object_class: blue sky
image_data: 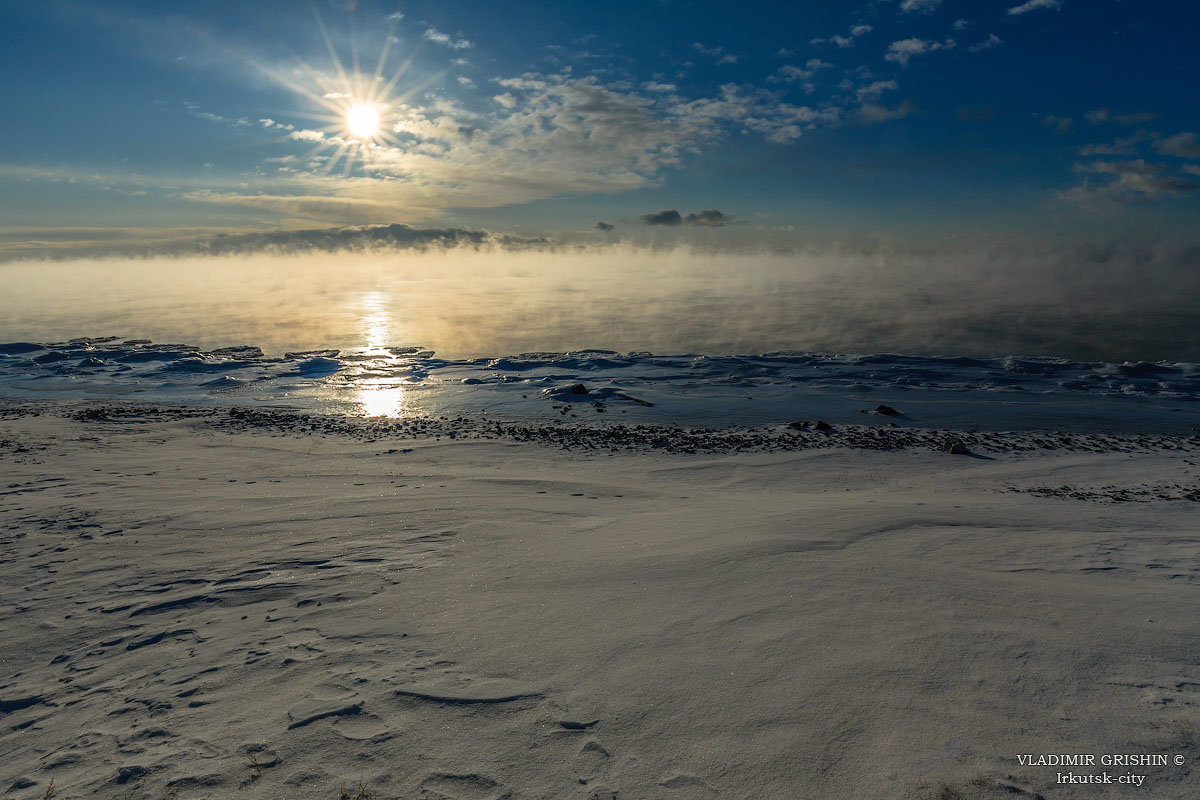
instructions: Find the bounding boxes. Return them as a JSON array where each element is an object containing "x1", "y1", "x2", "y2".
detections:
[{"x1": 2, "y1": 0, "x2": 1197, "y2": 250}]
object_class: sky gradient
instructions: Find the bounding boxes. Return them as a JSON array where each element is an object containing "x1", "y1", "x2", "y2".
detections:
[{"x1": 2, "y1": 0, "x2": 1198, "y2": 254}]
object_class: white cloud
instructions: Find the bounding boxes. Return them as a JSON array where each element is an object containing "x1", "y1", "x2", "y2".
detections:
[
  {"x1": 813, "y1": 24, "x2": 872, "y2": 49},
  {"x1": 1085, "y1": 108, "x2": 1157, "y2": 125},
  {"x1": 857, "y1": 100, "x2": 914, "y2": 125},
  {"x1": 1007, "y1": 0, "x2": 1061, "y2": 16},
  {"x1": 953, "y1": 19, "x2": 972, "y2": 31},
  {"x1": 243, "y1": 75, "x2": 846, "y2": 218},
  {"x1": 885, "y1": 38, "x2": 955, "y2": 66},
  {"x1": 185, "y1": 104, "x2": 251, "y2": 128},
  {"x1": 900, "y1": 0, "x2": 942, "y2": 14},
  {"x1": 770, "y1": 59, "x2": 833, "y2": 85},
  {"x1": 497, "y1": 76, "x2": 549, "y2": 91},
  {"x1": 1075, "y1": 159, "x2": 1160, "y2": 176},
  {"x1": 856, "y1": 80, "x2": 898, "y2": 101},
  {"x1": 423, "y1": 27, "x2": 472, "y2": 49},
  {"x1": 1156, "y1": 132, "x2": 1200, "y2": 159},
  {"x1": 967, "y1": 34, "x2": 1003, "y2": 53},
  {"x1": 692, "y1": 42, "x2": 738, "y2": 64},
  {"x1": 1039, "y1": 114, "x2": 1075, "y2": 135},
  {"x1": 670, "y1": 82, "x2": 841, "y2": 144},
  {"x1": 1078, "y1": 130, "x2": 1154, "y2": 156},
  {"x1": 388, "y1": 105, "x2": 467, "y2": 144},
  {"x1": 141, "y1": 21, "x2": 922, "y2": 225},
  {"x1": 771, "y1": 65, "x2": 807, "y2": 84},
  {"x1": 1061, "y1": 159, "x2": 1197, "y2": 206}
]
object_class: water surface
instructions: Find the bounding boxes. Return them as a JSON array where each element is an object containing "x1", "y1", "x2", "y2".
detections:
[{"x1": 2, "y1": 244, "x2": 1198, "y2": 362}]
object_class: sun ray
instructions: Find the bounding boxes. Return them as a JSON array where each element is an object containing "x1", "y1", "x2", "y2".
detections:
[
  {"x1": 284, "y1": 109, "x2": 345, "y2": 124},
  {"x1": 248, "y1": 56, "x2": 342, "y2": 115},
  {"x1": 379, "y1": 57, "x2": 437, "y2": 109},
  {"x1": 372, "y1": 20, "x2": 398, "y2": 91},
  {"x1": 311, "y1": 4, "x2": 352, "y2": 101},
  {"x1": 300, "y1": 140, "x2": 334, "y2": 163},
  {"x1": 349, "y1": 17, "x2": 362, "y2": 100},
  {"x1": 240, "y1": 4, "x2": 445, "y2": 179},
  {"x1": 321, "y1": 142, "x2": 353, "y2": 175}
]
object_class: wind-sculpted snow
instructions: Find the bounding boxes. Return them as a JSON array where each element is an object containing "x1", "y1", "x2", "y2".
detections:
[{"x1": 1, "y1": 337, "x2": 1197, "y2": 432}]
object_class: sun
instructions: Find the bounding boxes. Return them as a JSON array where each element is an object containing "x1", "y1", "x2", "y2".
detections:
[
  {"x1": 250, "y1": 9, "x2": 422, "y2": 175},
  {"x1": 346, "y1": 104, "x2": 380, "y2": 139}
]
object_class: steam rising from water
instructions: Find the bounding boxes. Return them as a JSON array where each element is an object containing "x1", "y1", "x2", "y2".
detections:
[{"x1": 1, "y1": 242, "x2": 1197, "y2": 361}]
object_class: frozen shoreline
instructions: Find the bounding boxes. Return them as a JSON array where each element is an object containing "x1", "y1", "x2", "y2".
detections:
[
  {"x1": 3, "y1": 338, "x2": 1200, "y2": 435},
  {"x1": 1, "y1": 400, "x2": 1199, "y2": 798}
]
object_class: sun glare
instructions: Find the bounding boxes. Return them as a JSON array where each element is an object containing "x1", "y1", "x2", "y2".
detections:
[
  {"x1": 252, "y1": 9, "x2": 425, "y2": 175},
  {"x1": 346, "y1": 104, "x2": 380, "y2": 138}
]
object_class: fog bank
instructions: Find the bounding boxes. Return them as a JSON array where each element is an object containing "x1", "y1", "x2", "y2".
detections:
[{"x1": 1, "y1": 241, "x2": 1197, "y2": 362}]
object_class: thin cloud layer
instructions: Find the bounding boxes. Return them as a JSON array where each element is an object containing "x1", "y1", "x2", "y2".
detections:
[
  {"x1": 1007, "y1": 0, "x2": 1061, "y2": 15},
  {"x1": 423, "y1": 28, "x2": 473, "y2": 49},
  {"x1": 900, "y1": 0, "x2": 942, "y2": 14},
  {"x1": 200, "y1": 67, "x2": 850, "y2": 221},
  {"x1": 0, "y1": 222, "x2": 553, "y2": 261},
  {"x1": 1063, "y1": 160, "x2": 1198, "y2": 206},
  {"x1": 810, "y1": 23, "x2": 873, "y2": 49},
  {"x1": 967, "y1": 34, "x2": 1003, "y2": 53},
  {"x1": 1156, "y1": 133, "x2": 1200, "y2": 159},
  {"x1": 885, "y1": 38, "x2": 955, "y2": 66},
  {"x1": 1085, "y1": 108, "x2": 1156, "y2": 125}
]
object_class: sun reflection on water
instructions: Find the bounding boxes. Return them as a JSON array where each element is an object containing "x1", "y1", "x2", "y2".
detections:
[
  {"x1": 359, "y1": 290, "x2": 396, "y2": 355},
  {"x1": 356, "y1": 380, "x2": 406, "y2": 418},
  {"x1": 353, "y1": 290, "x2": 409, "y2": 417}
]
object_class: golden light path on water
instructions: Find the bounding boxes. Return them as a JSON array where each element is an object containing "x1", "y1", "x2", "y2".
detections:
[
  {"x1": 1, "y1": 246, "x2": 1195, "y2": 405},
  {"x1": 356, "y1": 378, "x2": 405, "y2": 418},
  {"x1": 354, "y1": 289, "x2": 407, "y2": 418}
]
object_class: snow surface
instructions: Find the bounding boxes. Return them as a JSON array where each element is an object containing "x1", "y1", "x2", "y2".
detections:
[{"x1": 1, "y1": 402, "x2": 1199, "y2": 798}]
